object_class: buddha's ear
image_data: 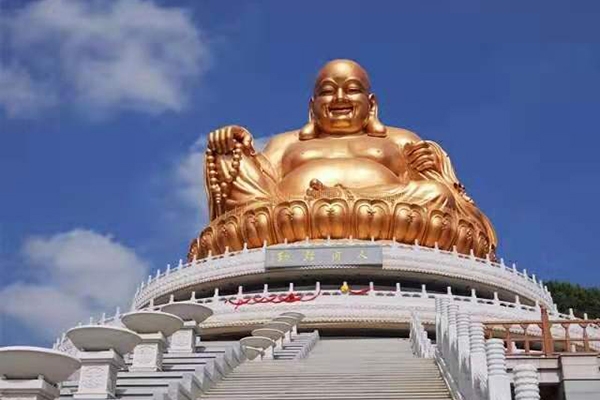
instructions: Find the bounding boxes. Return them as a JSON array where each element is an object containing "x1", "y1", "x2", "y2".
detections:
[
  {"x1": 300, "y1": 97, "x2": 318, "y2": 140},
  {"x1": 366, "y1": 93, "x2": 386, "y2": 137}
]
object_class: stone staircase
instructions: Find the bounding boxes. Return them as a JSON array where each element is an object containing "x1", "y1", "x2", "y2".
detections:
[
  {"x1": 59, "y1": 341, "x2": 240, "y2": 400},
  {"x1": 203, "y1": 338, "x2": 452, "y2": 400}
]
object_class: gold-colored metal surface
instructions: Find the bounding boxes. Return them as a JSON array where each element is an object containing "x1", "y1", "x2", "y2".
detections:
[{"x1": 190, "y1": 59, "x2": 497, "y2": 260}]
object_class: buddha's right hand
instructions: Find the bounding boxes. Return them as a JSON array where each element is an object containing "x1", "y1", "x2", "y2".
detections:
[{"x1": 208, "y1": 125, "x2": 256, "y2": 156}]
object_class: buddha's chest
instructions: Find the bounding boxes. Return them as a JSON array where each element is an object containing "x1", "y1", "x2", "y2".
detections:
[{"x1": 281, "y1": 135, "x2": 403, "y2": 175}]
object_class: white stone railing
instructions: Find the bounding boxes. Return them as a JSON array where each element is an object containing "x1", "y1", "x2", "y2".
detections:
[
  {"x1": 435, "y1": 297, "x2": 541, "y2": 400},
  {"x1": 410, "y1": 312, "x2": 434, "y2": 358},
  {"x1": 131, "y1": 240, "x2": 554, "y2": 310},
  {"x1": 56, "y1": 283, "x2": 595, "y2": 353}
]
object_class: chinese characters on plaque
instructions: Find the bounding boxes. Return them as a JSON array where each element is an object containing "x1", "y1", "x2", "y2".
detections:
[{"x1": 265, "y1": 245, "x2": 383, "y2": 268}]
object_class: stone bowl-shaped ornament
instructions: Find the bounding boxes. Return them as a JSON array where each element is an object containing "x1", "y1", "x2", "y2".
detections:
[
  {"x1": 263, "y1": 321, "x2": 292, "y2": 333},
  {"x1": 66, "y1": 325, "x2": 142, "y2": 355},
  {"x1": 240, "y1": 345, "x2": 263, "y2": 361},
  {"x1": 251, "y1": 328, "x2": 285, "y2": 341},
  {"x1": 0, "y1": 346, "x2": 81, "y2": 384},
  {"x1": 240, "y1": 336, "x2": 275, "y2": 350},
  {"x1": 280, "y1": 312, "x2": 305, "y2": 321},
  {"x1": 121, "y1": 310, "x2": 183, "y2": 337},
  {"x1": 161, "y1": 302, "x2": 213, "y2": 324}
]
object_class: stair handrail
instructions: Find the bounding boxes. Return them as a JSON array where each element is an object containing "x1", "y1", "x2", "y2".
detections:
[
  {"x1": 410, "y1": 312, "x2": 434, "y2": 358},
  {"x1": 435, "y1": 297, "x2": 543, "y2": 400}
]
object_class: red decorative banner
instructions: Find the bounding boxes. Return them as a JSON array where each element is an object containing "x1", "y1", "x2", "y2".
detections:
[
  {"x1": 227, "y1": 291, "x2": 321, "y2": 310},
  {"x1": 227, "y1": 288, "x2": 371, "y2": 309}
]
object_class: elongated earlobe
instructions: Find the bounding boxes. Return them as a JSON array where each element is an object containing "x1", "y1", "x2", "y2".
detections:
[
  {"x1": 300, "y1": 98, "x2": 318, "y2": 140},
  {"x1": 366, "y1": 94, "x2": 386, "y2": 137}
]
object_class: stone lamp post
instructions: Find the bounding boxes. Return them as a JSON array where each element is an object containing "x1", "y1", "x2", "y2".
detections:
[
  {"x1": 0, "y1": 346, "x2": 81, "y2": 400},
  {"x1": 121, "y1": 310, "x2": 183, "y2": 372},
  {"x1": 160, "y1": 302, "x2": 213, "y2": 353},
  {"x1": 66, "y1": 325, "x2": 141, "y2": 399}
]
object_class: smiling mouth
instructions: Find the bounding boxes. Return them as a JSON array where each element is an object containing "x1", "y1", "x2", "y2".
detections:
[{"x1": 328, "y1": 103, "x2": 354, "y2": 117}]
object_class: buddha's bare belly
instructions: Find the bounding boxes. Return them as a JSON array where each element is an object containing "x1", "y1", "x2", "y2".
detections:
[{"x1": 278, "y1": 158, "x2": 402, "y2": 197}]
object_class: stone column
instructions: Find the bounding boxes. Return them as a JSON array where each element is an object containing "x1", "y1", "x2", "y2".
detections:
[
  {"x1": 170, "y1": 321, "x2": 200, "y2": 353},
  {"x1": 130, "y1": 333, "x2": 167, "y2": 372},
  {"x1": 513, "y1": 363, "x2": 540, "y2": 400},
  {"x1": 486, "y1": 338, "x2": 511, "y2": 400},
  {"x1": 75, "y1": 350, "x2": 124, "y2": 399}
]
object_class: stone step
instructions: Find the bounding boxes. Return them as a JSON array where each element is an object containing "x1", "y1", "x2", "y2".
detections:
[{"x1": 202, "y1": 338, "x2": 450, "y2": 400}]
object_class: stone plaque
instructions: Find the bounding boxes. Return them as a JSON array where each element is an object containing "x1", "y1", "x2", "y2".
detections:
[{"x1": 265, "y1": 245, "x2": 382, "y2": 268}]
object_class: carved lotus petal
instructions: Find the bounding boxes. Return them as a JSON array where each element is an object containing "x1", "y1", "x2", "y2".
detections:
[
  {"x1": 274, "y1": 201, "x2": 309, "y2": 242},
  {"x1": 423, "y1": 210, "x2": 455, "y2": 249},
  {"x1": 242, "y1": 208, "x2": 273, "y2": 247},
  {"x1": 312, "y1": 199, "x2": 348, "y2": 239},
  {"x1": 392, "y1": 203, "x2": 426, "y2": 244},
  {"x1": 216, "y1": 218, "x2": 243, "y2": 252},
  {"x1": 354, "y1": 200, "x2": 390, "y2": 240},
  {"x1": 455, "y1": 221, "x2": 475, "y2": 254}
]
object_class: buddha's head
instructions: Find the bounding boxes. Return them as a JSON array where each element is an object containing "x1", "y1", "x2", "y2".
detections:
[{"x1": 301, "y1": 59, "x2": 385, "y2": 140}]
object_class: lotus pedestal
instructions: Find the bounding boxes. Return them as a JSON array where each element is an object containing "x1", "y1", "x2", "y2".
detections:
[
  {"x1": 161, "y1": 303, "x2": 213, "y2": 353},
  {"x1": 121, "y1": 311, "x2": 183, "y2": 372},
  {"x1": 67, "y1": 325, "x2": 141, "y2": 399},
  {"x1": 0, "y1": 346, "x2": 81, "y2": 400}
]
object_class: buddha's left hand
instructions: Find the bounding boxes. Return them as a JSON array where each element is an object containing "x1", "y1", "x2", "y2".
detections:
[{"x1": 404, "y1": 141, "x2": 441, "y2": 174}]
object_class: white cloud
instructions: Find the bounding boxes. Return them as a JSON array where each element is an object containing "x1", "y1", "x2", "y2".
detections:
[
  {"x1": 1, "y1": 0, "x2": 208, "y2": 117},
  {"x1": 0, "y1": 229, "x2": 148, "y2": 340},
  {"x1": 0, "y1": 65, "x2": 56, "y2": 117}
]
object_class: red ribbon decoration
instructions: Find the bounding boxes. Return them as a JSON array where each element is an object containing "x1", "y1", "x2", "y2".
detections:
[
  {"x1": 348, "y1": 288, "x2": 371, "y2": 295},
  {"x1": 227, "y1": 291, "x2": 321, "y2": 310},
  {"x1": 227, "y1": 287, "x2": 371, "y2": 309}
]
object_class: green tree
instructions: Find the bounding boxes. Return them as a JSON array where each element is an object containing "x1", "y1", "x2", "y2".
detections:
[{"x1": 546, "y1": 281, "x2": 600, "y2": 319}]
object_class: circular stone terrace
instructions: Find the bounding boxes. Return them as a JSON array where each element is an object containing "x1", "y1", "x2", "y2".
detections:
[
  {"x1": 134, "y1": 240, "x2": 553, "y2": 310},
  {"x1": 122, "y1": 240, "x2": 558, "y2": 337}
]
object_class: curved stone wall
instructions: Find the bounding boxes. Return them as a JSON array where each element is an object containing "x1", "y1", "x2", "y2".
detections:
[{"x1": 132, "y1": 241, "x2": 553, "y2": 310}]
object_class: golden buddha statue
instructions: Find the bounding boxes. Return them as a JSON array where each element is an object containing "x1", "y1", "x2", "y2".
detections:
[{"x1": 188, "y1": 59, "x2": 497, "y2": 260}]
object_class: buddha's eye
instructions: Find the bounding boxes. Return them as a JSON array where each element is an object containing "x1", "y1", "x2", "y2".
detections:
[{"x1": 319, "y1": 86, "x2": 335, "y2": 96}]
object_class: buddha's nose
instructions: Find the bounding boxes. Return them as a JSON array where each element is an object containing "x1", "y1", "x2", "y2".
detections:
[{"x1": 335, "y1": 87, "x2": 347, "y2": 101}]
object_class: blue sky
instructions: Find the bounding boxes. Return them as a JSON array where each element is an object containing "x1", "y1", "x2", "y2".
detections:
[{"x1": 1, "y1": 0, "x2": 600, "y2": 345}]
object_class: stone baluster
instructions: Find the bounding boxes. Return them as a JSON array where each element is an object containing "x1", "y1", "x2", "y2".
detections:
[
  {"x1": 513, "y1": 363, "x2": 540, "y2": 400},
  {"x1": 435, "y1": 297, "x2": 442, "y2": 354},
  {"x1": 448, "y1": 303, "x2": 459, "y2": 377},
  {"x1": 469, "y1": 322, "x2": 488, "y2": 399},
  {"x1": 456, "y1": 311, "x2": 471, "y2": 395},
  {"x1": 440, "y1": 297, "x2": 450, "y2": 358},
  {"x1": 486, "y1": 338, "x2": 511, "y2": 400}
]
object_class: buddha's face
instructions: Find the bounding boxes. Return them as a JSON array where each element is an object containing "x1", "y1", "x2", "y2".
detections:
[{"x1": 312, "y1": 60, "x2": 373, "y2": 134}]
